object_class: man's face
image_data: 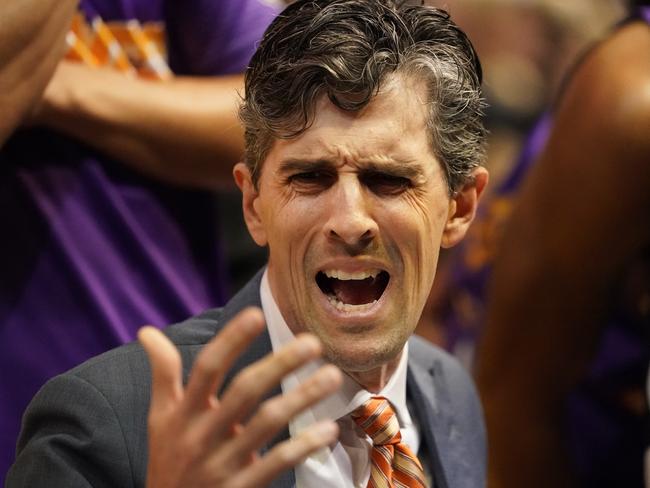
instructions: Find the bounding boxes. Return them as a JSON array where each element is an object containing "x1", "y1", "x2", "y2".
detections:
[{"x1": 236, "y1": 74, "x2": 485, "y2": 375}]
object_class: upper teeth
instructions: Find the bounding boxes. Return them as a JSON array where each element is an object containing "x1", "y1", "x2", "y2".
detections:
[{"x1": 323, "y1": 269, "x2": 381, "y2": 280}]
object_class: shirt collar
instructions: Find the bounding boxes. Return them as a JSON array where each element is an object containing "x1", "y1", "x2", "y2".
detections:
[{"x1": 260, "y1": 269, "x2": 413, "y2": 429}]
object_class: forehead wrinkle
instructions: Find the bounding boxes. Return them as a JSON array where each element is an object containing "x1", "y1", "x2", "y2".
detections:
[{"x1": 277, "y1": 154, "x2": 427, "y2": 182}]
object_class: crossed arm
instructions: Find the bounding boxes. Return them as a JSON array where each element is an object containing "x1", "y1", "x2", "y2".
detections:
[
  {"x1": 0, "y1": 0, "x2": 77, "y2": 146},
  {"x1": 4, "y1": 1, "x2": 253, "y2": 188},
  {"x1": 30, "y1": 62, "x2": 246, "y2": 188}
]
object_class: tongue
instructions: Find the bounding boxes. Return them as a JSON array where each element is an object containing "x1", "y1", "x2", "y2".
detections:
[{"x1": 331, "y1": 277, "x2": 382, "y2": 305}]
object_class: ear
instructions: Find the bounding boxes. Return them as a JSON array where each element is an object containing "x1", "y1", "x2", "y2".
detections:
[
  {"x1": 233, "y1": 162, "x2": 268, "y2": 247},
  {"x1": 441, "y1": 166, "x2": 489, "y2": 248}
]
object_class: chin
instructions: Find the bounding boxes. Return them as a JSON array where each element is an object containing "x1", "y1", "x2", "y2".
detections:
[{"x1": 321, "y1": 337, "x2": 404, "y2": 374}]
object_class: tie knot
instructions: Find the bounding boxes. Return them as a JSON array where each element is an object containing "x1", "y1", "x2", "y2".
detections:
[{"x1": 351, "y1": 396, "x2": 401, "y2": 446}]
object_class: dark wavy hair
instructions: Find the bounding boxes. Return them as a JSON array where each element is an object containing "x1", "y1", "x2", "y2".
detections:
[{"x1": 240, "y1": 0, "x2": 487, "y2": 194}]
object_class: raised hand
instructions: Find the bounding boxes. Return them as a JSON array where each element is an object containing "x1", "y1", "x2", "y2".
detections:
[{"x1": 138, "y1": 307, "x2": 342, "y2": 488}]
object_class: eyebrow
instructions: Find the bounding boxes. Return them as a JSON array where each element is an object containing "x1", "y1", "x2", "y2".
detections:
[
  {"x1": 277, "y1": 158, "x2": 334, "y2": 175},
  {"x1": 278, "y1": 157, "x2": 426, "y2": 180},
  {"x1": 361, "y1": 160, "x2": 425, "y2": 180}
]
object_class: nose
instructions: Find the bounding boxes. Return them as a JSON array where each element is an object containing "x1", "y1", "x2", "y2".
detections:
[{"x1": 323, "y1": 176, "x2": 378, "y2": 253}]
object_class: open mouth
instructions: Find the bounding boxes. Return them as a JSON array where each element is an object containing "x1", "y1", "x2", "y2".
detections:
[{"x1": 316, "y1": 269, "x2": 390, "y2": 311}]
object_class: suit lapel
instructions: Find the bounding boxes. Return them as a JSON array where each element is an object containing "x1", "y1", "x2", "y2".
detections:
[{"x1": 407, "y1": 352, "x2": 452, "y2": 488}]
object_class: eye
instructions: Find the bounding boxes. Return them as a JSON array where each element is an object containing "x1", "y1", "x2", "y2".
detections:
[
  {"x1": 290, "y1": 171, "x2": 323, "y2": 182},
  {"x1": 361, "y1": 172, "x2": 412, "y2": 196},
  {"x1": 287, "y1": 171, "x2": 336, "y2": 192}
]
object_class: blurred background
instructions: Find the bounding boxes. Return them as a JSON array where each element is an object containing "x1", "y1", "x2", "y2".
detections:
[{"x1": 430, "y1": 0, "x2": 625, "y2": 189}]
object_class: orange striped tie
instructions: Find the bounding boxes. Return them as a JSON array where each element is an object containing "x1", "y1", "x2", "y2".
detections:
[{"x1": 351, "y1": 396, "x2": 427, "y2": 488}]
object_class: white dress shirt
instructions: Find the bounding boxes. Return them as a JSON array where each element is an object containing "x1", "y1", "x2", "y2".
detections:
[{"x1": 260, "y1": 270, "x2": 421, "y2": 488}]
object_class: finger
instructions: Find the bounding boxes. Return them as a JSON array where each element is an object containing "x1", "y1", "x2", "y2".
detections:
[
  {"x1": 216, "y1": 334, "x2": 323, "y2": 427},
  {"x1": 227, "y1": 421, "x2": 339, "y2": 488},
  {"x1": 183, "y1": 307, "x2": 266, "y2": 413},
  {"x1": 138, "y1": 326, "x2": 183, "y2": 413},
  {"x1": 227, "y1": 364, "x2": 342, "y2": 459}
]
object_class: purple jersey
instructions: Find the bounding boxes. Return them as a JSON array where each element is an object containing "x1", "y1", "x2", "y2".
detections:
[{"x1": 0, "y1": 0, "x2": 278, "y2": 479}]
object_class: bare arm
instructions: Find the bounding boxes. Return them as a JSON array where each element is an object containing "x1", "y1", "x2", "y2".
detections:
[
  {"x1": 475, "y1": 21, "x2": 650, "y2": 488},
  {"x1": 30, "y1": 61, "x2": 245, "y2": 188},
  {"x1": 0, "y1": 0, "x2": 77, "y2": 146}
]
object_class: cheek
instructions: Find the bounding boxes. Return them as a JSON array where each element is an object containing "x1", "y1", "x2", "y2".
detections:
[
  {"x1": 259, "y1": 190, "x2": 297, "y2": 244},
  {"x1": 264, "y1": 197, "x2": 323, "y2": 267},
  {"x1": 386, "y1": 197, "x2": 447, "y2": 286},
  {"x1": 391, "y1": 194, "x2": 449, "y2": 245}
]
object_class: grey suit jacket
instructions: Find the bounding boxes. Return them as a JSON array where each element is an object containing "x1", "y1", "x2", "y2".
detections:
[{"x1": 7, "y1": 270, "x2": 486, "y2": 487}]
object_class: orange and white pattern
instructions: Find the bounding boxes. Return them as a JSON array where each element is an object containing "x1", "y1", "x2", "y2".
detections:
[
  {"x1": 352, "y1": 396, "x2": 427, "y2": 488},
  {"x1": 65, "y1": 11, "x2": 171, "y2": 80}
]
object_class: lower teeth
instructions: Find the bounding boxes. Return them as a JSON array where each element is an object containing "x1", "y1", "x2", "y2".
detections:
[{"x1": 326, "y1": 295, "x2": 378, "y2": 312}]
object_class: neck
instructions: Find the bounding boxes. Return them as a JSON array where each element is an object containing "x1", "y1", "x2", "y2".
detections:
[{"x1": 346, "y1": 352, "x2": 402, "y2": 393}]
